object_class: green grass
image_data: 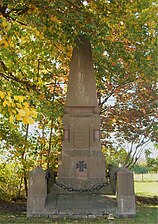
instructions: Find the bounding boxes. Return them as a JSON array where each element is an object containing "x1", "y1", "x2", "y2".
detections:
[
  {"x1": 1, "y1": 182, "x2": 158, "y2": 223},
  {"x1": 135, "y1": 182, "x2": 158, "y2": 197},
  {"x1": 0, "y1": 206, "x2": 158, "y2": 224}
]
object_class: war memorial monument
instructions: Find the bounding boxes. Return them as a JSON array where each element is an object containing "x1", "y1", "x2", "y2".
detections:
[{"x1": 27, "y1": 36, "x2": 136, "y2": 218}]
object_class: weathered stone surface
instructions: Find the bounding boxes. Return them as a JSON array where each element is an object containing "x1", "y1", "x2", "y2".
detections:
[
  {"x1": 57, "y1": 36, "x2": 107, "y2": 190},
  {"x1": 117, "y1": 168, "x2": 136, "y2": 217},
  {"x1": 27, "y1": 166, "x2": 47, "y2": 217},
  {"x1": 66, "y1": 35, "x2": 98, "y2": 107},
  {"x1": 44, "y1": 193, "x2": 117, "y2": 217},
  {"x1": 109, "y1": 165, "x2": 120, "y2": 194}
]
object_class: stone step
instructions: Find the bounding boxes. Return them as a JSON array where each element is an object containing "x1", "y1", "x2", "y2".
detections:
[{"x1": 44, "y1": 193, "x2": 117, "y2": 218}]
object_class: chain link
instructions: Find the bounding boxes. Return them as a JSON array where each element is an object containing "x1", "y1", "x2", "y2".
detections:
[{"x1": 54, "y1": 180, "x2": 110, "y2": 193}]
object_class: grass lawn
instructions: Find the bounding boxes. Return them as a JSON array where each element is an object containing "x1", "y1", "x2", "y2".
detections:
[
  {"x1": 0, "y1": 205, "x2": 158, "y2": 224},
  {"x1": 135, "y1": 182, "x2": 158, "y2": 197},
  {"x1": 0, "y1": 182, "x2": 158, "y2": 223}
]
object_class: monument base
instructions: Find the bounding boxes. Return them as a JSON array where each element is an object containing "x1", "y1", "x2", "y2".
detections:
[
  {"x1": 45, "y1": 193, "x2": 117, "y2": 218},
  {"x1": 27, "y1": 168, "x2": 136, "y2": 218},
  {"x1": 27, "y1": 182, "x2": 118, "y2": 218},
  {"x1": 27, "y1": 190, "x2": 117, "y2": 218}
]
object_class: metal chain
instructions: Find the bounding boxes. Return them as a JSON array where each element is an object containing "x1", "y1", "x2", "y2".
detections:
[{"x1": 54, "y1": 180, "x2": 110, "y2": 193}]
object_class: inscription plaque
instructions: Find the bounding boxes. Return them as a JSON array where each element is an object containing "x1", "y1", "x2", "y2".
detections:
[{"x1": 74, "y1": 125, "x2": 89, "y2": 149}]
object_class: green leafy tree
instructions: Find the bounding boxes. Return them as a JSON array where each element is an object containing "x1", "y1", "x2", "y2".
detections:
[
  {"x1": 0, "y1": 0, "x2": 157, "y2": 198},
  {"x1": 145, "y1": 148, "x2": 158, "y2": 173},
  {"x1": 131, "y1": 164, "x2": 150, "y2": 174}
]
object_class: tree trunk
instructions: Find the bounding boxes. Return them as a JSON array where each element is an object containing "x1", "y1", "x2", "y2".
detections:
[
  {"x1": 142, "y1": 173, "x2": 144, "y2": 182},
  {"x1": 18, "y1": 175, "x2": 23, "y2": 199},
  {"x1": 21, "y1": 124, "x2": 29, "y2": 198},
  {"x1": 47, "y1": 119, "x2": 53, "y2": 169},
  {"x1": 23, "y1": 170, "x2": 28, "y2": 197}
]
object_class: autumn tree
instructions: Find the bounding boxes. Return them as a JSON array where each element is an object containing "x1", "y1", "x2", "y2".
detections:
[{"x1": 0, "y1": 0, "x2": 157, "y2": 197}]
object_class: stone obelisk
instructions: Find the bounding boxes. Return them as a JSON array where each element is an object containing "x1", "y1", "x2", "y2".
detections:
[
  {"x1": 27, "y1": 36, "x2": 135, "y2": 218},
  {"x1": 57, "y1": 36, "x2": 107, "y2": 189}
]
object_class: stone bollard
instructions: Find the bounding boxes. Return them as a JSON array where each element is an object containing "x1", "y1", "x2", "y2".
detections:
[
  {"x1": 46, "y1": 168, "x2": 55, "y2": 193},
  {"x1": 109, "y1": 165, "x2": 120, "y2": 194},
  {"x1": 27, "y1": 166, "x2": 47, "y2": 217},
  {"x1": 117, "y1": 168, "x2": 136, "y2": 217}
]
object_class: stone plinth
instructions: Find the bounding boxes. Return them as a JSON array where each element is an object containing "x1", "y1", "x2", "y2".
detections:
[
  {"x1": 44, "y1": 193, "x2": 117, "y2": 218},
  {"x1": 27, "y1": 167, "x2": 47, "y2": 217},
  {"x1": 117, "y1": 168, "x2": 136, "y2": 217}
]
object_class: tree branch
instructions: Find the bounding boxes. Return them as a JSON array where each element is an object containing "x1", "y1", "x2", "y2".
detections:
[
  {"x1": 0, "y1": 4, "x2": 28, "y2": 26},
  {"x1": 9, "y1": 16, "x2": 28, "y2": 26},
  {"x1": 125, "y1": 138, "x2": 151, "y2": 168},
  {"x1": 0, "y1": 60, "x2": 37, "y2": 91},
  {"x1": 123, "y1": 141, "x2": 134, "y2": 166},
  {"x1": 99, "y1": 89, "x2": 115, "y2": 108}
]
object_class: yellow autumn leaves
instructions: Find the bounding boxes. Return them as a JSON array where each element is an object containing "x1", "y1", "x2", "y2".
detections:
[
  {"x1": 0, "y1": 14, "x2": 12, "y2": 48},
  {"x1": 0, "y1": 91, "x2": 37, "y2": 124},
  {"x1": 16, "y1": 107, "x2": 37, "y2": 124}
]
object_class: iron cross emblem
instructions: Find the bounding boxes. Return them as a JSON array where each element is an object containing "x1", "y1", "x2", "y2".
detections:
[{"x1": 76, "y1": 161, "x2": 87, "y2": 172}]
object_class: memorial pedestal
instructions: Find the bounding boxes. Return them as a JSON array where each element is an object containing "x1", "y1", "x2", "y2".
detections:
[{"x1": 27, "y1": 36, "x2": 136, "y2": 218}]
